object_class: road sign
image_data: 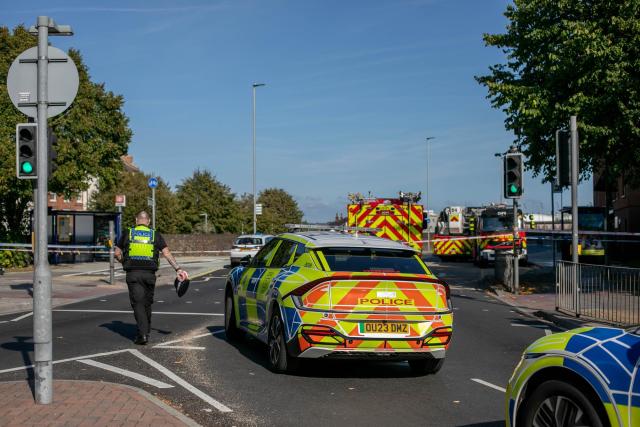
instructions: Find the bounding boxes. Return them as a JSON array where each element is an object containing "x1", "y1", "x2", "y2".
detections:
[
  {"x1": 256, "y1": 203, "x2": 263, "y2": 215},
  {"x1": 115, "y1": 194, "x2": 126, "y2": 207},
  {"x1": 148, "y1": 177, "x2": 158, "y2": 188},
  {"x1": 7, "y1": 46, "x2": 79, "y2": 118}
]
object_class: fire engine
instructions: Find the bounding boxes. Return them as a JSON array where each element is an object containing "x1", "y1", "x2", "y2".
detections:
[
  {"x1": 433, "y1": 206, "x2": 474, "y2": 259},
  {"x1": 347, "y1": 192, "x2": 424, "y2": 250},
  {"x1": 473, "y1": 204, "x2": 527, "y2": 267}
]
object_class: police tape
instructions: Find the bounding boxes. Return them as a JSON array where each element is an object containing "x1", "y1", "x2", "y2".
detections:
[{"x1": 0, "y1": 244, "x2": 232, "y2": 255}]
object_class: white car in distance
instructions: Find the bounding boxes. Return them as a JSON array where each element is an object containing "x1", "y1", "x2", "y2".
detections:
[{"x1": 229, "y1": 234, "x2": 274, "y2": 266}]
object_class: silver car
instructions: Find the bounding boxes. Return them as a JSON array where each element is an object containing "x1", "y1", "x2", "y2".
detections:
[{"x1": 229, "y1": 234, "x2": 274, "y2": 266}]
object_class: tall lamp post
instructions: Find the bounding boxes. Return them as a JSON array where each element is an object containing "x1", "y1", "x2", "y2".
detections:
[
  {"x1": 425, "y1": 136, "x2": 435, "y2": 252},
  {"x1": 252, "y1": 83, "x2": 265, "y2": 234}
]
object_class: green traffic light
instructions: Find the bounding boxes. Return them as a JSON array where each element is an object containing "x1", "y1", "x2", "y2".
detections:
[
  {"x1": 509, "y1": 184, "x2": 518, "y2": 194},
  {"x1": 21, "y1": 162, "x2": 33, "y2": 174}
]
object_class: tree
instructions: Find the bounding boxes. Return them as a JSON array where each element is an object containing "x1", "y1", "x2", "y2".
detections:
[
  {"x1": 256, "y1": 188, "x2": 304, "y2": 234},
  {"x1": 176, "y1": 169, "x2": 241, "y2": 233},
  {"x1": 92, "y1": 169, "x2": 182, "y2": 234},
  {"x1": 476, "y1": 1, "x2": 640, "y2": 190},
  {"x1": 235, "y1": 193, "x2": 255, "y2": 234},
  {"x1": 0, "y1": 25, "x2": 132, "y2": 240}
]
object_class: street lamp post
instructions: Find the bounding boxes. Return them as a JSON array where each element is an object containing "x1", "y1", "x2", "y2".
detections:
[
  {"x1": 252, "y1": 83, "x2": 265, "y2": 234},
  {"x1": 199, "y1": 213, "x2": 208, "y2": 234},
  {"x1": 425, "y1": 137, "x2": 435, "y2": 253}
]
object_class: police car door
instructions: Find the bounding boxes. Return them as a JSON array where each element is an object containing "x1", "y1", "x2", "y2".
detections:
[
  {"x1": 239, "y1": 239, "x2": 281, "y2": 333},
  {"x1": 255, "y1": 239, "x2": 298, "y2": 331}
]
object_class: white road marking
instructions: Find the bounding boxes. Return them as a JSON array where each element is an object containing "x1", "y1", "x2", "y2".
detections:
[
  {"x1": 511, "y1": 322, "x2": 553, "y2": 335},
  {"x1": 128, "y1": 349, "x2": 232, "y2": 413},
  {"x1": 52, "y1": 309, "x2": 223, "y2": 316},
  {"x1": 78, "y1": 359, "x2": 174, "y2": 388},
  {"x1": 100, "y1": 299, "x2": 107, "y2": 302},
  {"x1": 154, "y1": 330, "x2": 224, "y2": 348},
  {"x1": 471, "y1": 378, "x2": 506, "y2": 393},
  {"x1": 157, "y1": 300, "x2": 164, "y2": 303},
  {"x1": 153, "y1": 345, "x2": 206, "y2": 350},
  {"x1": 11, "y1": 312, "x2": 33, "y2": 322},
  {"x1": 544, "y1": 329, "x2": 553, "y2": 336},
  {"x1": 0, "y1": 349, "x2": 131, "y2": 374},
  {"x1": 0, "y1": 321, "x2": 8, "y2": 324}
]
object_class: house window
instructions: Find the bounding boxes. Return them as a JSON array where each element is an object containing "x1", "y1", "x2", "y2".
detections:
[
  {"x1": 76, "y1": 194, "x2": 83, "y2": 203},
  {"x1": 63, "y1": 197, "x2": 70, "y2": 203},
  {"x1": 49, "y1": 193, "x2": 56, "y2": 202}
]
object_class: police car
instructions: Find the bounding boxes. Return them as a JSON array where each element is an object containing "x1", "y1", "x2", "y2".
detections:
[
  {"x1": 229, "y1": 234, "x2": 273, "y2": 266},
  {"x1": 506, "y1": 326, "x2": 640, "y2": 427},
  {"x1": 224, "y1": 231, "x2": 453, "y2": 374}
]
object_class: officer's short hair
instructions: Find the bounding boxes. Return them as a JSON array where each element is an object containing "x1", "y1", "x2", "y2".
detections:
[{"x1": 136, "y1": 211, "x2": 150, "y2": 222}]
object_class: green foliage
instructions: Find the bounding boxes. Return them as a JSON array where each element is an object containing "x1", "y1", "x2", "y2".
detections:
[
  {"x1": 476, "y1": 1, "x2": 640, "y2": 185},
  {"x1": 0, "y1": 249, "x2": 32, "y2": 268},
  {"x1": 0, "y1": 25, "x2": 132, "y2": 241},
  {"x1": 176, "y1": 169, "x2": 241, "y2": 233},
  {"x1": 91, "y1": 169, "x2": 182, "y2": 233},
  {"x1": 256, "y1": 188, "x2": 304, "y2": 234}
]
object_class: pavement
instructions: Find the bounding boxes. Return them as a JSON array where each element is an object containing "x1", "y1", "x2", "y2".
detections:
[
  {"x1": 0, "y1": 257, "x2": 565, "y2": 427},
  {"x1": 0, "y1": 380, "x2": 199, "y2": 427}
]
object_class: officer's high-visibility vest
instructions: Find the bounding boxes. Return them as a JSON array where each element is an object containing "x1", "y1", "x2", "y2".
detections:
[{"x1": 123, "y1": 225, "x2": 159, "y2": 271}]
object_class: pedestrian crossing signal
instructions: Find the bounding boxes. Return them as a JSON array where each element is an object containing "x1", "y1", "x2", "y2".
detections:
[{"x1": 504, "y1": 153, "x2": 523, "y2": 198}]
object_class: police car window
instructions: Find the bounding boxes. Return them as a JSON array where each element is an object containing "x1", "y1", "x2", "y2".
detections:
[
  {"x1": 319, "y1": 247, "x2": 426, "y2": 274},
  {"x1": 269, "y1": 240, "x2": 297, "y2": 268},
  {"x1": 252, "y1": 239, "x2": 280, "y2": 268}
]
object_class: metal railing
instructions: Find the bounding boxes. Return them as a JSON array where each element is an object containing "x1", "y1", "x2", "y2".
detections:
[{"x1": 556, "y1": 261, "x2": 640, "y2": 326}]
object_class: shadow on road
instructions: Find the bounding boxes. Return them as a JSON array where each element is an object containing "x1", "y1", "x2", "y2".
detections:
[
  {"x1": 207, "y1": 325, "x2": 441, "y2": 379},
  {"x1": 9, "y1": 283, "x2": 33, "y2": 297},
  {"x1": 100, "y1": 320, "x2": 172, "y2": 341},
  {"x1": 1, "y1": 336, "x2": 35, "y2": 397}
]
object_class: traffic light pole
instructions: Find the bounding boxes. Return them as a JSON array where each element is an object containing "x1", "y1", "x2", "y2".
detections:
[
  {"x1": 513, "y1": 199, "x2": 519, "y2": 295},
  {"x1": 570, "y1": 116, "x2": 579, "y2": 264},
  {"x1": 34, "y1": 15, "x2": 53, "y2": 404}
]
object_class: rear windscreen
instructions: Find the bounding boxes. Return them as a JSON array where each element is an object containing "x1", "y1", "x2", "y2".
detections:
[
  {"x1": 235, "y1": 238, "x2": 262, "y2": 245},
  {"x1": 318, "y1": 247, "x2": 428, "y2": 274}
]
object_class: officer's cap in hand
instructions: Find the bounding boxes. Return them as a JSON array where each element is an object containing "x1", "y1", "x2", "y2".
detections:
[{"x1": 174, "y1": 277, "x2": 190, "y2": 297}]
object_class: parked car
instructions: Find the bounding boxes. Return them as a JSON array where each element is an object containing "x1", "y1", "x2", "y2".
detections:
[
  {"x1": 506, "y1": 326, "x2": 640, "y2": 427},
  {"x1": 229, "y1": 234, "x2": 273, "y2": 266}
]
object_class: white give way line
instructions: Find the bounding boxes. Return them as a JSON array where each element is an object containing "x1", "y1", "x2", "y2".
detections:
[
  {"x1": 511, "y1": 322, "x2": 553, "y2": 336},
  {"x1": 78, "y1": 359, "x2": 174, "y2": 389}
]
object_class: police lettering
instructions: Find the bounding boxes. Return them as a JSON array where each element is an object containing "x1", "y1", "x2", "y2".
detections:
[{"x1": 358, "y1": 298, "x2": 414, "y2": 305}]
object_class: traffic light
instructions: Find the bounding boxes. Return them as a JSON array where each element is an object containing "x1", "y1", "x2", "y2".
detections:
[
  {"x1": 555, "y1": 129, "x2": 571, "y2": 187},
  {"x1": 16, "y1": 123, "x2": 37, "y2": 179},
  {"x1": 48, "y1": 128, "x2": 58, "y2": 177},
  {"x1": 504, "y1": 152, "x2": 523, "y2": 198}
]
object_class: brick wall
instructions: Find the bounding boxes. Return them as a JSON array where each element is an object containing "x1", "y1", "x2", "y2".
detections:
[{"x1": 163, "y1": 233, "x2": 238, "y2": 254}]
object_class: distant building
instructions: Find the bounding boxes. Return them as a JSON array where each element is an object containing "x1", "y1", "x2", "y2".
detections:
[
  {"x1": 47, "y1": 155, "x2": 140, "y2": 211},
  {"x1": 593, "y1": 171, "x2": 640, "y2": 233}
]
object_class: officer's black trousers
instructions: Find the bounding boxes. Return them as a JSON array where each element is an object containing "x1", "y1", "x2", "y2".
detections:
[{"x1": 125, "y1": 270, "x2": 157, "y2": 335}]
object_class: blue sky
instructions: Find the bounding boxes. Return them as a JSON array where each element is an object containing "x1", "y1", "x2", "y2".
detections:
[{"x1": 3, "y1": 0, "x2": 592, "y2": 222}]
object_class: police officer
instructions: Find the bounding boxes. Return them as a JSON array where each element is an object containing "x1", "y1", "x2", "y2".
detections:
[{"x1": 115, "y1": 211, "x2": 188, "y2": 345}]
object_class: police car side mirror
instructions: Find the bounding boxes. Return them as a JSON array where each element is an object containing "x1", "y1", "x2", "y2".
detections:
[{"x1": 240, "y1": 255, "x2": 251, "y2": 267}]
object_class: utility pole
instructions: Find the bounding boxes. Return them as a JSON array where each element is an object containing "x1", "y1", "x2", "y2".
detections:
[
  {"x1": 513, "y1": 199, "x2": 519, "y2": 294},
  {"x1": 425, "y1": 136, "x2": 435, "y2": 252},
  {"x1": 252, "y1": 83, "x2": 265, "y2": 234},
  {"x1": 570, "y1": 116, "x2": 579, "y2": 264},
  {"x1": 108, "y1": 220, "x2": 115, "y2": 285}
]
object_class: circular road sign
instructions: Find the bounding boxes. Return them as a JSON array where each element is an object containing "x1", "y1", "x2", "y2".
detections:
[
  {"x1": 148, "y1": 177, "x2": 158, "y2": 189},
  {"x1": 7, "y1": 46, "x2": 79, "y2": 118}
]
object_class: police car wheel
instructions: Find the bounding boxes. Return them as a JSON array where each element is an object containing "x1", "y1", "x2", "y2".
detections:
[
  {"x1": 519, "y1": 380, "x2": 603, "y2": 427},
  {"x1": 224, "y1": 292, "x2": 241, "y2": 341},
  {"x1": 267, "y1": 311, "x2": 298, "y2": 374},
  {"x1": 408, "y1": 358, "x2": 444, "y2": 375}
]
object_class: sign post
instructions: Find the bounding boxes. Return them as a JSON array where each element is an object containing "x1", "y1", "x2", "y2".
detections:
[
  {"x1": 148, "y1": 177, "x2": 158, "y2": 229},
  {"x1": 6, "y1": 16, "x2": 77, "y2": 405}
]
